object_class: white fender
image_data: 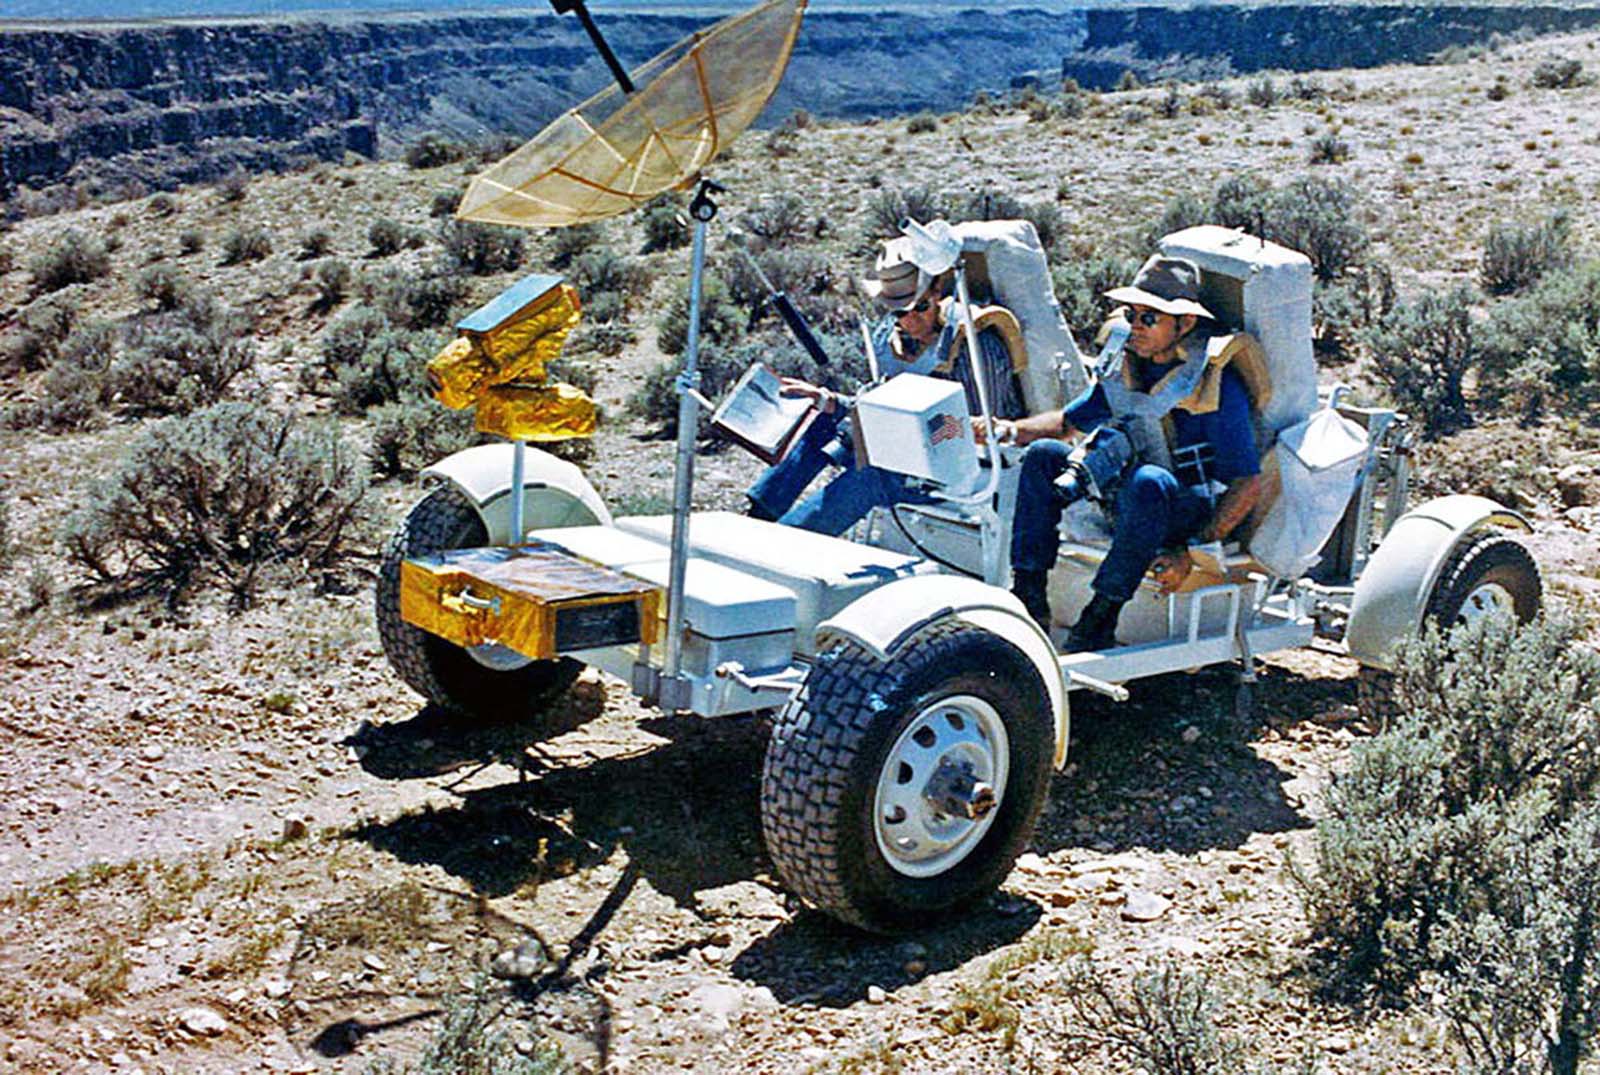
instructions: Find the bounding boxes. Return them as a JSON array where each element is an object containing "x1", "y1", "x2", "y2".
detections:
[
  {"x1": 422, "y1": 443, "x2": 611, "y2": 544},
  {"x1": 1346, "y1": 494, "x2": 1531, "y2": 671},
  {"x1": 817, "y1": 575, "x2": 1070, "y2": 769}
]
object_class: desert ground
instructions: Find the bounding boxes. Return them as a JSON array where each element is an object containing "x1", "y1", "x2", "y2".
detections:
[{"x1": 2, "y1": 26, "x2": 1600, "y2": 1075}]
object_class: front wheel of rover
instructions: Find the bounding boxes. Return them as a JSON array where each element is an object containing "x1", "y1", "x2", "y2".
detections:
[
  {"x1": 375, "y1": 484, "x2": 581, "y2": 721},
  {"x1": 760, "y1": 621, "x2": 1055, "y2": 934}
]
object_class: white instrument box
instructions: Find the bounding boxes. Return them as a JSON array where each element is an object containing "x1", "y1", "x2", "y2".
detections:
[{"x1": 853, "y1": 373, "x2": 980, "y2": 494}]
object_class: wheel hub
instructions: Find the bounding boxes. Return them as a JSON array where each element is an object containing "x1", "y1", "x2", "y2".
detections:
[
  {"x1": 873, "y1": 695, "x2": 1010, "y2": 879},
  {"x1": 1457, "y1": 581, "x2": 1515, "y2": 628}
]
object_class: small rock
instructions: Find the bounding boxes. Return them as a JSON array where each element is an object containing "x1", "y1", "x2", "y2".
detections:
[
  {"x1": 490, "y1": 941, "x2": 548, "y2": 981},
  {"x1": 903, "y1": 959, "x2": 927, "y2": 976},
  {"x1": 362, "y1": 954, "x2": 388, "y2": 973},
  {"x1": 1014, "y1": 852, "x2": 1047, "y2": 873},
  {"x1": 140, "y1": 743, "x2": 165, "y2": 763},
  {"x1": 1180, "y1": 725, "x2": 1202, "y2": 745},
  {"x1": 866, "y1": 985, "x2": 887, "y2": 1004},
  {"x1": 1317, "y1": 1034, "x2": 1353, "y2": 1054},
  {"x1": 688, "y1": 982, "x2": 745, "y2": 1022},
  {"x1": 1120, "y1": 890, "x2": 1172, "y2": 922},
  {"x1": 1557, "y1": 464, "x2": 1594, "y2": 508},
  {"x1": 178, "y1": 1006, "x2": 228, "y2": 1037},
  {"x1": 263, "y1": 978, "x2": 293, "y2": 998},
  {"x1": 280, "y1": 816, "x2": 309, "y2": 842}
]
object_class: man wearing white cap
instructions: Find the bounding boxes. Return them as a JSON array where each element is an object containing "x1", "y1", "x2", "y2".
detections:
[
  {"x1": 992, "y1": 255, "x2": 1263, "y2": 651},
  {"x1": 745, "y1": 234, "x2": 1026, "y2": 535}
]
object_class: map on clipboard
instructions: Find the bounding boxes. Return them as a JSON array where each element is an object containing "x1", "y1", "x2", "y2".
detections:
[{"x1": 709, "y1": 362, "x2": 820, "y2": 464}]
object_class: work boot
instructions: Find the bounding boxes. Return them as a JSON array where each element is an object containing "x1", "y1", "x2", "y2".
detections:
[
  {"x1": 1064, "y1": 593, "x2": 1125, "y2": 653},
  {"x1": 1010, "y1": 569, "x2": 1051, "y2": 631}
]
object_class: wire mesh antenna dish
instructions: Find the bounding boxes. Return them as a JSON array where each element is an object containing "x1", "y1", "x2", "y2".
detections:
[{"x1": 457, "y1": 0, "x2": 807, "y2": 229}]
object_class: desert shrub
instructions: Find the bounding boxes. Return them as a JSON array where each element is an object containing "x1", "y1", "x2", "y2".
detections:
[
  {"x1": 216, "y1": 172, "x2": 248, "y2": 203},
  {"x1": 5, "y1": 320, "x2": 120, "y2": 432},
  {"x1": 28, "y1": 230, "x2": 110, "y2": 294},
  {"x1": 113, "y1": 293, "x2": 256, "y2": 416},
  {"x1": 655, "y1": 273, "x2": 744, "y2": 357},
  {"x1": 1247, "y1": 75, "x2": 1279, "y2": 107},
  {"x1": 1480, "y1": 210, "x2": 1573, "y2": 296},
  {"x1": 135, "y1": 264, "x2": 189, "y2": 311},
  {"x1": 1056, "y1": 92, "x2": 1086, "y2": 120},
  {"x1": 1058, "y1": 958, "x2": 1250, "y2": 1074},
  {"x1": 764, "y1": 126, "x2": 798, "y2": 158},
  {"x1": 299, "y1": 229, "x2": 334, "y2": 259},
  {"x1": 640, "y1": 193, "x2": 689, "y2": 254},
  {"x1": 952, "y1": 191, "x2": 1064, "y2": 253},
  {"x1": 630, "y1": 332, "x2": 755, "y2": 433},
  {"x1": 405, "y1": 132, "x2": 466, "y2": 169},
  {"x1": 1486, "y1": 76, "x2": 1511, "y2": 102},
  {"x1": 430, "y1": 188, "x2": 463, "y2": 218},
  {"x1": 1265, "y1": 176, "x2": 1369, "y2": 282},
  {"x1": 1477, "y1": 261, "x2": 1600, "y2": 417},
  {"x1": 1208, "y1": 172, "x2": 1273, "y2": 232},
  {"x1": 1199, "y1": 82, "x2": 1235, "y2": 110},
  {"x1": 1531, "y1": 58, "x2": 1585, "y2": 89},
  {"x1": 313, "y1": 259, "x2": 353, "y2": 310},
  {"x1": 864, "y1": 185, "x2": 946, "y2": 239},
  {"x1": 549, "y1": 222, "x2": 604, "y2": 269},
  {"x1": 437, "y1": 220, "x2": 523, "y2": 275},
  {"x1": 571, "y1": 248, "x2": 648, "y2": 300},
  {"x1": 724, "y1": 246, "x2": 838, "y2": 330},
  {"x1": 366, "y1": 400, "x2": 478, "y2": 481},
  {"x1": 1028, "y1": 98, "x2": 1054, "y2": 123},
  {"x1": 1296, "y1": 614, "x2": 1600, "y2": 1001},
  {"x1": 580, "y1": 290, "x2": 625, "y2": 325},
  {"x1": 738, "y1": 193, "x2": 810, "y2": 247},
  {"x1": 59, "y1": 403, "x2": 369, "y2": 609},
  {"x1": 4, "y1": 294, "x2": 78, "y2": 371},
  {"x1": 907, "y1": 112, "x2": 938, "y2": 134},
  {"x1": 220, "y1": 226, "x2": 272, "y2": 265},
  {"x1": 321, "y1": 305, "x2": 391, "y2": 372},
  {"x1": 1307, "y1": 130, "x2": 1350, "y2": 165},
  {"x1": 178, "y1": 230, "x2": 204, "y2": 256},
  {"x1": 367, "y1": 217, "x2": 406, "y2": 257},
  {"x1": 362, "y1": 266, "x2": 469, "y2": 331},
  {"x1": 1363, "y1": 284, "x2": 1476, "y2": 437},
  {"x1": 147, "y1": 193, "x2": 178, "y2": 217},
  {"x1": 363, "y1": 979, "x2": 566, "y2": 1075},
  {"x1": 568, "y1": 320, "x2": 634, "y2": 357},
  {"x1": 1115, "y1": 70, "x2": 1140, "y2": 92},
  {"x1": 1289, "y1": 75, "x2": 1326, "y2": 100},
  {"x1": 1053, "y1": 251, "x2": 1143, "y2": 340},
  {"x1": 0, "y1": 487, "x2": 13, "y2": 569},
  {"x1": 1157, "y1": 83, "x2": 1183, "y2": 119},
  {"x1": 1313, "y1": 261, "x2": 1395, "y2": 362},
  {"x1": 1146, "y1": 192, "x2": 1207, "y2": 247}
]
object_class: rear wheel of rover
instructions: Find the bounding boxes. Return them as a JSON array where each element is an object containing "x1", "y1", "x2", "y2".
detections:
[
  {"x1": 760, "y1": 621, "x2": 1054, "y2": 934},
  {"x1": 1355, "y1": 532, "x2": 1542, "y2": 727},
  {"x1": 375, "y1": 484, "x2": 581, "y2": 721}
]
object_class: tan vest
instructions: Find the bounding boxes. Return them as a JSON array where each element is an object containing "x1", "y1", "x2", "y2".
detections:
[{"x1": 923, "y1": 301, "x2": 1029, "y2": 375}]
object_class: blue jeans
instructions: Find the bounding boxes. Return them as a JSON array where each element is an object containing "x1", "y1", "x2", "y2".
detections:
[
  {"x1": 746, "y1": 410, "x2": 937, "y2": 536},
  {"x1": 1010, "y1": 440, "x2": 1211, "y2": 602}
]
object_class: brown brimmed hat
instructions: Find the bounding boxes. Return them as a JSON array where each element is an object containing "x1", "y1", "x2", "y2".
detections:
[
  {"x1": 1105, "y1": 255, "x2": 1214, "y2": 320},
  {"x1": 862, "y1": 236, "x2": 935, "y2": 311}
]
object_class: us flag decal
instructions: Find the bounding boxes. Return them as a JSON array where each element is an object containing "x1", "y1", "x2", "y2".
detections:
[{"x1": 925, "y1": 412, "x2": 963, "y2": 446}]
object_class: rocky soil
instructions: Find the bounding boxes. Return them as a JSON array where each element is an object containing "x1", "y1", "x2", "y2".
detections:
[{"x1": 3, "y1": 28, "x2": 1600, "y2": 1075}]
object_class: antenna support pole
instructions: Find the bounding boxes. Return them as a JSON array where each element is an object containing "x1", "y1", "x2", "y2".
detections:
[
  {"x1": 550, "y1": 0, "x2": 636, "y2": 94},
  {"x1": 659, "y1": 178, "x2": 724, "y2": 710}
]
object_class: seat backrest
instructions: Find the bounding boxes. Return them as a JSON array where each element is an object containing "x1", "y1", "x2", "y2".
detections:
[
  {"x1": 950, "y1": 218, "x2": 1090, "y2": 414},
  {"x1": 1156, "y1": 226, "x2": 1317, "y2": 438}
]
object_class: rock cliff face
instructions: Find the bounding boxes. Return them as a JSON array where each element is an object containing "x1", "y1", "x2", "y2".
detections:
[
  {"x1": 4, "y1": 4, "x2": 1600, "y2": 207},
  {"x1": 1069, "y1": 4, "x2": 1600, "y2": 87},
  {"x1": 0, "y1": 9, "x2": 1088, "y2": 204}
]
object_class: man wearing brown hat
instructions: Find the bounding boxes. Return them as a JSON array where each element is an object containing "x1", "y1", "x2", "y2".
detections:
[
  {"x1": 992, "y1": 255, "x2": 1263, "y2": 651},
  {"x1": 745, "y1": 234, "x2": 1026, "y2": 534}
]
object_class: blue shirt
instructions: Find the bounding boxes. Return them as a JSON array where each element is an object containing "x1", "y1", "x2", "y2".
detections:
[{"x1": 1063, "y1": 364, "x2": 1260, "y2": 485}]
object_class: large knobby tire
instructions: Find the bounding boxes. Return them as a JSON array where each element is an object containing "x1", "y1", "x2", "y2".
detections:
[
  {"x1": 1356, "y1": 532, "x2": 1541, "y2": 726},
  {"x1": 376, "y1": 484, "x2": 581, "y2": 720},
  {"x1": 761, "y1": 620, "x2": 1055, "y2": 934}
]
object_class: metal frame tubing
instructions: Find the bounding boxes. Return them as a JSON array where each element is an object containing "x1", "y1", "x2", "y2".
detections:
[{"x1": 662, "y1": 213, "x2": 710, "y2": 688}]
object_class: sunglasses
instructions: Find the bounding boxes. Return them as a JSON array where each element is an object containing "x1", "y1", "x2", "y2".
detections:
[
  {"x1": 894, "y1": 299, "x2": 934, "y2": 320},
  {"x1": 1127, "y1": 309, "x2": 1167, "y2": 328}
]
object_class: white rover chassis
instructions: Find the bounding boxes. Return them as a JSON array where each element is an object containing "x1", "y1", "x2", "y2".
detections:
[{"x1": 375, "y1": 226, "x2": 1542, "y2": 933}]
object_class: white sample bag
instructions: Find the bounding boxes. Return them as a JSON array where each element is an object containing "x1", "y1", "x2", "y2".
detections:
[{"x1": 1248, "y1": 405, "x2": 1369, "y2": 579}]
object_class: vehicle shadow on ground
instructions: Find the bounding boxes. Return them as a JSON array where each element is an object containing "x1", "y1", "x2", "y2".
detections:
[
  {"x1": 343, "y1": 680, "x2": 611, "y2": 781},
  {"x1": 1033, "y1": 660, "x2": 1354, "y2": 857},
  {"x1": 346, "y1": 711, "x2": 772, "y2": 903}
]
